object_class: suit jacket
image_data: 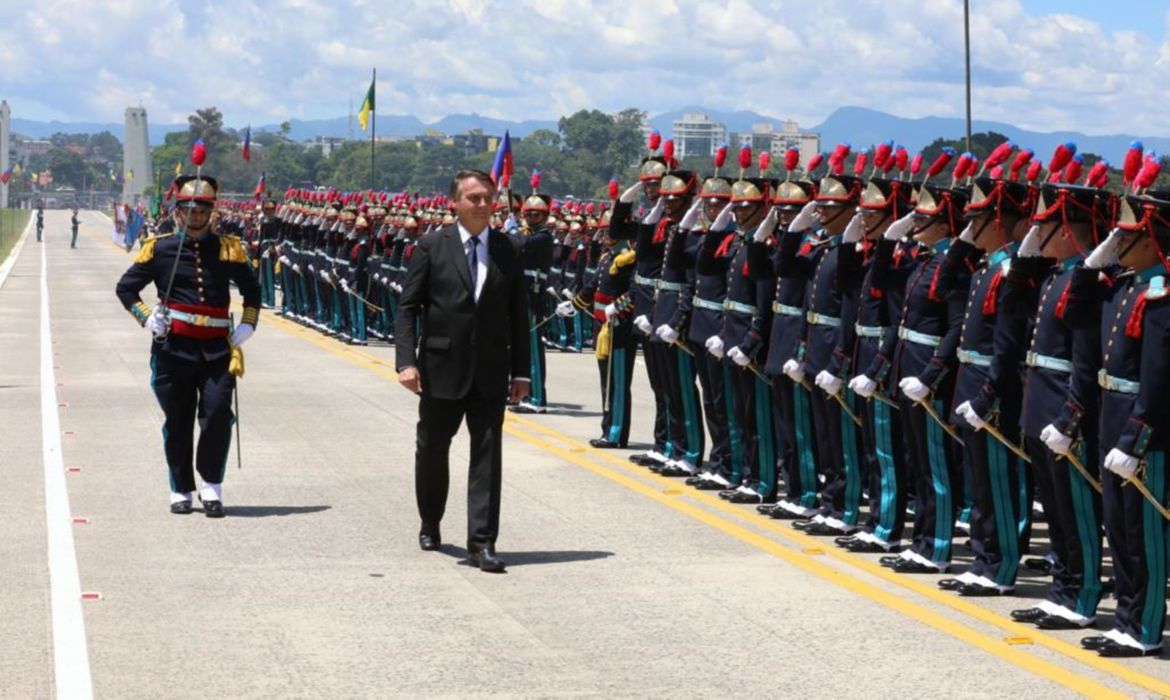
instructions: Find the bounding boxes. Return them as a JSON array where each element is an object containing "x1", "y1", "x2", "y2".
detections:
[{"x1": 395, "y1": 224, "x2": 530, "y2": 401}]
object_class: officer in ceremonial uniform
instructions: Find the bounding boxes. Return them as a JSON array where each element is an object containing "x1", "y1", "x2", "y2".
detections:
[
  {"x1": 562, "y1": 211, "x2": 637, "y2": 447},
  {"x1": 753, "y1": 179, "x2": 823, "y2": 519},
  {"x1": 511, "y1": 193, "x2": 555, "y2": 413},
  {"x1": 114, "y1": 175, "x2": 261, "y2": 517}
]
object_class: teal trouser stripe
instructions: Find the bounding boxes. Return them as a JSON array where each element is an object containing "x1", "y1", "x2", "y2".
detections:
[
  {"x1": 527, "y1": 309, "x2": 545, "y2": 405},
  {"x1": 755, "y1": 376, "x2": 776, "y2": 495},
  {"x1": 987, "y1": 434, "x2": 1020, "y2": 586},
  {"x1": 572, "y1": 314, "x2": 584, "y2": 350},
  {"x1": 793, "y1": 383, "x2": 818, "y2": 508},
  {"x1": 723, "y1": 363, "x2": 745, "y2": 483},
  {"x1": 607, "y1": 349, "x2": 627, "y2": 443},
  {"x1": 925, "y1": 400, "x2": 952, "y2": 563},
  {"x1": 873, "y1": 399, "x2": 897, "y2": 542},
  {"x1": 1069, "y1": 443, "x2": 1103, "y2": 616},
  {"x1": 677, "y1": 352, "x2": 702, "y2": 462},
  {"x1": 840, "y1": 390, "x2": 861, "y2": 525},
  {"x1": 1140, "y1": 451, "x2": 1167, "y2": 645}
]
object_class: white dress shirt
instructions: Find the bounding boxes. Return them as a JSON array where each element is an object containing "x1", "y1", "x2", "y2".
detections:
[{"x1": 458, "y1": 221, "x2": 490, "y2": 302}]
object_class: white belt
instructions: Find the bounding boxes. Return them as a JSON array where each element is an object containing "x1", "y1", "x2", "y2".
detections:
[
  {"x1": 1026, "y1": 352, "x2": 1073, "y2": 374},
  {"x1": 855, "y1": 325, "x2": 888, "y2": 339},
  {"x1": 1099, "y1": 370, "x2": 1140, "y2": 395},
  {"x1": 898, "y1": 325, "x2": 942, "y2": 347},
  {"x1": 724, "y1": 300, "x2": 759, "y2": 317},
  {"x1": 168, "y1": 310, "x2": 231, "y2": 328},
  {"x1": 693, "y1": 297, "x2": 724, "y2": 312},
  {"x1": 807, "y1": 311, "x2": 841, "y2": 328},
  {"x1": 773, "y1": 302, "x2": 803, "y2": 317},
  {"x1": 957, "y1": 349, "x2": 992, "y2": 367}
]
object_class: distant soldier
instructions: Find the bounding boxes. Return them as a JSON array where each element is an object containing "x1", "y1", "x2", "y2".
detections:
[
  {"x1": 70, "y1": 207, "x2": 80, "y2": 248},
  {"x1": 36, "y1": 203, "x2": 44, "y2": 243}
]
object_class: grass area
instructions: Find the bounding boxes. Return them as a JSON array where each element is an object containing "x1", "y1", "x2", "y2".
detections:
[{"x1": 0, "y1": 209, "x2": 32, "y2": 267}]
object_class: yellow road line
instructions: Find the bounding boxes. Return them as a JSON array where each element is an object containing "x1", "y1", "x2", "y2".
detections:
[
  {"x1": 264, "y1": 312, "x2": 1139, "y2": 697},
  {"x1": 510, "y1": 413, "x2": 1170, "y2": 699}
]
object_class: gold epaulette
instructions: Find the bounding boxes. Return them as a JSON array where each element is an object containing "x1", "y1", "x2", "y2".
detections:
[
  {"x1": 609, "y1": 249, "x2": 637, "y2": 275},
  {"x1": 133, "y1": 234, "x2": 173, "y2": 264},
  {"x1": 218, "y1": 234, "x2": 248, "y2": 263}
]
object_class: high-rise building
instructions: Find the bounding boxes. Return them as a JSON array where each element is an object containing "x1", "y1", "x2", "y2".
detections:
[
  {"x1": 771, "y1": 119, "x2": 821, "y2": 168},
  {"x1": 672, "y1": 113, "x2": 727, "y2": 158},
  {"x1": 122, "y1": 107, "x2": 152, "y2": 205}
]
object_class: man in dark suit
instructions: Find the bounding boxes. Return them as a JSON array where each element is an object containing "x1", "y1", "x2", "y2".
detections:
[{"x1": 395, "y1": 169, "x2": 531, "y2": 573}]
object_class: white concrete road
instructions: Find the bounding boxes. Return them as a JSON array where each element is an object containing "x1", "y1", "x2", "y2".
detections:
[{"x1": 3, "y1": 211, "x2": 1169, "y2": 698}]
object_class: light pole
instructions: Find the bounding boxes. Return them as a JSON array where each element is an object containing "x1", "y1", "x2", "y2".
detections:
[{"x1": 964, "y1": 0, "x2": 972, "y2": 152}]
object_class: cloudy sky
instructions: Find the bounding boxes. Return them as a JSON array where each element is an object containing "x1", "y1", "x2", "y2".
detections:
[{"x1": 1, "y1": 0, "x2": 1167, "y2": 135}]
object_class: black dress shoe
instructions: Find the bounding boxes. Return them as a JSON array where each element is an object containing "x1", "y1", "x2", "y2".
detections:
[
  {"x1": 892, "y1": 559, "x2": 944, "y2": 574},
  {"x1": 769, "y1": 508, "x2": 806, "y2": 520},
  {"x1": 419, "y1": 533, "x2": 441, "y2": 551},
  {"x1": 804, "y1": 522, "x2": 851, "y2": 537},
  {"x1": 1023, "y1": 557, "x2": 1053, "y2": 574},
  {"x1": 1036, "y1": 614, "x2": 1092, "y2": 630},
  {"x1": 1080, "y1": 635, "x2": 1110, "y2": 651},
  {"x1": 879, "y1": 555, "x2": 902, "y2": 568},
  {"x1": 1011, "y1": 607, "x2": 1049, "y2": 624},
  {"x1": 693, "y1": 480, "x2": 728, "y2": 491},
  {"x1": 202, "y1": 499, "x2": 225, "y2": 518},
  {"x1": 792, "y1": 518, "x2": 818, "y2": 532},
  {"x1": 685, "y1": 475, "x2": 707, "y2": 487},
  {"x1": 845, "y1": 540, "x2": 896, "y2": 554},
  {"x1": 958, "y1": 582, "x2": 1008, "y2": 597},
  {"x1": 467, "y1": 546, "x2": 506, "y2": 573},
  {"x1": 717, "y1": 489, "x2": 739, "y2": 500},
  {"x1": 590, "y1": 438, "x2": 625, "y2": 449},
  {"x1": 628, "y1": 453, "x2": 657, "y2": 465},
  {"x1": 170, "y1": 500, "x2": 193, "y2": 515},
  {"x1": 658, "y1": 464, "x2": 694, "y2": 477},
  {"x1": 937, "y1": 578, "x2": 965, "y2": 591},
  {"x1": 727, "y1": 491, "x2": 772, "y2": 504},
  {"x1": 834, "y1": 535, "x2": 859, "y2": 547},
  {"x1": 757, "y1": 503, "x2": 781, "y2": 515},
  {"x1": 1097, "y1": 640, "x2": 1161, "y2": 658}
]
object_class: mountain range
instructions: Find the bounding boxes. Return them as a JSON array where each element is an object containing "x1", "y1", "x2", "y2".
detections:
[{"x1": 9, "y1": 106, "x2": 1168, "y2": 161}]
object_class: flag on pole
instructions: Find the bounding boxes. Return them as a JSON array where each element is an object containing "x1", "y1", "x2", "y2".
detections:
[
  {"x1": 127, "y1": 169, "x2": 135, "y2": 181},
  {"x1": 173, "y1": 161, "x2": 181, "y2": 177},
  {"x1": 358, "y1": 76, "x2": 375, "y2": 131},
  {"x1": 490, "y1": 130, "x2": 513, "y2": 188},
  {"x1": 242, "y1": 125, "x2": 252, "y2": 161},
  {"x1": 12, "y1": 164, "x2": 21, "y2": 174},
  {"x1": 0, "y1": 165, "x2": 12, "y2": 184},
  {"x1": 253, "y1": 171, "x2": 267, "y2": 199}
]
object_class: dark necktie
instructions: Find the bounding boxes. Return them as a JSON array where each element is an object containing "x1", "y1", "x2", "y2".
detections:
[{"x1": 467, "y1": 235, "x2": 479, "y2": 293}]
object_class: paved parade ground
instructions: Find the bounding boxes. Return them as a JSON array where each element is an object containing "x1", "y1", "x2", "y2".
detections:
[{"x1": 5, "y1": 211, "x2": 1170, "y2": 697}]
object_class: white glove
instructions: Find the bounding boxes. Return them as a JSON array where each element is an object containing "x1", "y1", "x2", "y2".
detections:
[
  {"x1": 842, "y1": 211, "x2": 865, "y2": 244},
  {"x1": 789, "y1": 200, "x2": 819, "y2": 233},
  {"x1": 619, "y1": 182, "x2": 644, "y2": 204},
  {"x1": 679, "y1": 198, "x2": 703, "y2": 230},
  {"x1": 545, "y1": 286, "x2": 558, "y2": 297},
  {"x1": 261, "y1": 250, "x2": 270, "y2": 259},
  {"x1": 292, "y1": 264, "x2": 302, "y2": 274},
  {"x1": 710, "y1": 203, "x2": 736, "y2": 232},
  {"x1": 704, "y1": 335, "x2": 724, "y2": 359},
  {"x1": 656, "y1": 324, "x2": 679, "y2": 344},
  {"x1": 848, "y1": 374, "x2": 877, "y2": 398},
  {"x1": 1103, "y1": 448, "x2": 1139, "y2": 480},
  {"x1": 634, "y1": 314, "x2": 653, "y2": 335},
  {"x1": 340, "y1": 279, "x2": 350, "y2": 291},
  {"x1": 604, "y1": 303, "x2": 618, "y2": 321},
  {"x1": 899, "y1": 376, "x2": 930, "y2": 402},
  {"x1": 319, "y1": 270, "x2": 331, "y2": 282},
  {"x1": 279, "y1": 255, "x2": 291, "y2": 265},
  {"x1": 782, "y1": 359, "x2": 805, "y2": 383},
  {"x1": 885, "y1": 212, "x2": 917, "y2": 241},
  {"x1": 1084, "y1": 228, "x2": 1122, "y2": 269},
  {"x1": 642, "y1": 199, "x2": 665, "y2": 225},
  {"x1": 955, "y1": 401, "x2": 986, "y2": 430},
  {"x1": 1017, "y1": 224, "x2": 1043, "y2": 258},
  {"x1": 146, "y1": 307, "x2": 169, "y2": 338},
  {"x1": 958, "y1": 221, "x2": 977, "y2": 244},
  {"x1": 230, "y1": 323, "x2": 255, "y2": 347},
  {"x1": 815, "y1": 370, "x2": 843, "y2": 396},
  {"x1": 308, "y1": 264, "x2": 317, "y2": 273},
  {"x1": 555, "y1": 300, "x2": 576, "y2": 318},
  {"x1": 562, "y1": 288, "x2": 573, "y2": 300},
  {"x1": 728, "y1": 347, "x2": 750, "y2": 367},
  {"x1": 754, "y1": 206, "x2": 779, "y2": 243},
  {"x1": 1039, "y1": 424, "x2": 1073, "y2": 456}
]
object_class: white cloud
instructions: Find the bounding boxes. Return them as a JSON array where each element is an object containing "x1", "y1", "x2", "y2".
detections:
[{"x1": 0, "y1": 0, "x2": 1166, "y2": 140}]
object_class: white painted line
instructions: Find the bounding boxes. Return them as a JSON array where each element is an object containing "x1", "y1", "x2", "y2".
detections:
[
  {"x1": 40, "y1": 241, "x2": 94, "y2": 698},
  {"x1": 0, "y1": 215, "x2": 33, "y2": 290}
]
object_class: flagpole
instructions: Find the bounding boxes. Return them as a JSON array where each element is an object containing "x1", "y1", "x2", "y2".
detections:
[{"x1": 370, "y1": 67, "x2": 377, "y2": 191}]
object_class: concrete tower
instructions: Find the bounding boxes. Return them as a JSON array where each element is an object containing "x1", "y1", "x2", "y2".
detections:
[
  {"x1": 0, "y1": 101, "x2": 10, "y2": 209},
  {"x1": 122, "y1": 107, "x2": 152, "y2": 205}
]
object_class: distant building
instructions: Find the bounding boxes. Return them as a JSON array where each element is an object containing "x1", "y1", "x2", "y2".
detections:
[
  {"x1": 730, "y1": 120, "x2": 821, "y2": 169},
  {"x1": 304, "y1": 136, "x2": 348, "y2": 157},
  {"x1": 672, "y1": 113, "x2": 727, "y2": 158}
]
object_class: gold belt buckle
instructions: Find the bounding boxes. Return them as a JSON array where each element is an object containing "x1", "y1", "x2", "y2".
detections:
[{"x1": 194, "y1": 314, "x2": 210, "y2": 327}]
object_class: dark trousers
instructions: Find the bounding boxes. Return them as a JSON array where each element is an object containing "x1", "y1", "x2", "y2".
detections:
[
  {"x1": 902, "y1": 398, "x2": 960, "y2": 564},
  {"x1": 1034, "y1": 437, "x2": 1104, "y2": 617},
  {"x1": 772, "y1": 375, "x2": 819, "y2": 509},
  {"x1": 863, "y1": 394, "x2": 906, "y2": 543},
  {"x1": 728, "y1": 363, "x2": 758, "y2": 487},
  {"x1": 527, "y1": 308, "x2": 548, "y2": 406},
  {"x1": 149, "y1": 351, "x2": 235, "y2": 494},
  {"x1": 692, "y1": 341, "x2": 731, "y2": 479},
  {"x1": 641, "y1": 338, "x2": 670, "y2": 455},
  {"x1": 965, "y1": 426, "x2": 1026, "y2": 587},
  {"x1": 415, "y1": 388, "x2": 505, "y2": 549},
  {"x1": 598, "y1": 341, "x2": 636, "y2": 446},
  {"x1": 811, "y1": 389, "x2": 862, "y2": 524},
  {"x1": 660, "y1": 343, "x2": 703, "y2": 464}
]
